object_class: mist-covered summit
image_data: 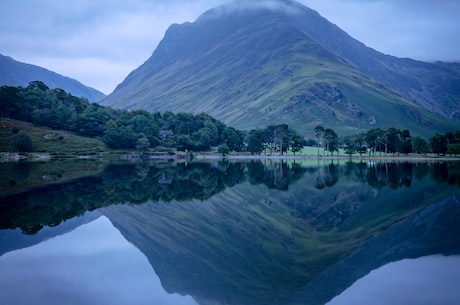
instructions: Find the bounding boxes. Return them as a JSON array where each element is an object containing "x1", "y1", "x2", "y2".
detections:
[
  {"x1": 198, "y1": 0, "x2": 307, "y2": 16},
  {"x1": 101, "y1": 0, "x2": 460, "y2": 136}
]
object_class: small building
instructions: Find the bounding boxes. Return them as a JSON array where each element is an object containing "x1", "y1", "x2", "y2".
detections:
[{"x1": 159, "y1": 129, "x2": 174, "y2": 140}]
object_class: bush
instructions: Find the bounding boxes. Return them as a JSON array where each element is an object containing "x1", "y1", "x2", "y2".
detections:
[
  {"x1": 136, "y1": 137, "x2": 150, "y2": 152},
  {"x1": 218, "y1": 143, "x2": 230, "y2": 156},
  {"x1": 11, "y1": 130, "x2": 33, "y2": 152}
]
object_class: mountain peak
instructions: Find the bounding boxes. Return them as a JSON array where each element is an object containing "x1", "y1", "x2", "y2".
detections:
[
  {"x1": 198, "y1": 0, "x2": 306, "y2": 21},
  {"x1": 102, "y1": 0, "x2": 460, "y2": 136}
]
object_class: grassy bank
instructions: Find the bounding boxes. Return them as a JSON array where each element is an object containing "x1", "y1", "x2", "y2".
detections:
[{"x1": 1, "y1": 119, "x2": 106, "y2": 157}]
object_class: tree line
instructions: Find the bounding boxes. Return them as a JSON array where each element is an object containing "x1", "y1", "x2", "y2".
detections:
[
  {"x1": 246, "y1": 124, "x2": 305, "y2": 155},
  {"x1": 2, "y1": 81, "x2": 459, "y2": 156},
  {"x1": 313, "y1": 125, "x2": 460, "y2": 157}
]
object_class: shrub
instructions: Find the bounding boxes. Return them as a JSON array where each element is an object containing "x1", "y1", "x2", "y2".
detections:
[{"x1": 11, "y1": 130, "x2": 33, "y2": 152}]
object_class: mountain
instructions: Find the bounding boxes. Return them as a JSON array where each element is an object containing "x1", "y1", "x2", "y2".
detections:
[
  {"x1": 101, "y1": 0, "x2": 460, "y2": 137},
  {"x1": 0, "y1": 54, "x2": 105, "y2": 102}
]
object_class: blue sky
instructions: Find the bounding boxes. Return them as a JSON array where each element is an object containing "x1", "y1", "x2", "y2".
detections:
[{"x1": 1, "y1": 0, "x2": 459, "y2": 94}]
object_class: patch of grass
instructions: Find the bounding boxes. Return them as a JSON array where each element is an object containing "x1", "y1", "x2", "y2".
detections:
[{"x1": 0, "y1": 119, "x2": 106, "y2": 156}]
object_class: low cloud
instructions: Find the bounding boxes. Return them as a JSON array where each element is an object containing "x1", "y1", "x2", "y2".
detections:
[{"x1": 200, "y1": 0, "x2": 304, "y2": 20}]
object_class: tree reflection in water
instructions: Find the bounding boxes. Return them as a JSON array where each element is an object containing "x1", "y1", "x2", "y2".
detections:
[{"x1": 1, "y1": 160, "x2": 459, "y2": 234}]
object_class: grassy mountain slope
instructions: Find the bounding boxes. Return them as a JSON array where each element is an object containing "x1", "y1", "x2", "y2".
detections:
[
  {"x1": 0, "y1": 54, "x2": 105, "y2": 102},
  {"x1": 101, "y1": 0, "x2": 460, "y2": 137},
  {"x1": 279, "y1": 1, "x2": 460, "y2": 120}
]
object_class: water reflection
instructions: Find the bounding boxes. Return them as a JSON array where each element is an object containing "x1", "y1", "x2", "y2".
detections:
[
  {"x1": 0, "y1": 160, "x2": 460, "y2": 305},
  {"x1": 1, "y1": 160, "x2": 306, "y2": 233},
  {"x1": 0, "y1": 216, "x2": 198, "y2": 305},
  {"x1": 327, "y1": 255, "x2": 460, "y2": 305},
  {"x1": 2, "y1": 160, "x2": 459, "y2": 235}
]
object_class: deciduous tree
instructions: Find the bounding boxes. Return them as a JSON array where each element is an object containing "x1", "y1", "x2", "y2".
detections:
[
  {"x1": 430, "y1": 133, "x2": 448, "y2": 156},
  {"x1": 324, "y1": 128, "x2": 338, "y2": 156},
  {"x1": 314, "y1": 125, "x2": 324, "y2": 157},
  {"x1": 290, "y1": 133, "x2": 304, "y2": 155},
  {"x1": 412, "y1": 136, "x2": 430, "y2": 155},
  {"x1": 247, "y1": 130, "x2": 265, "y2": 155}
]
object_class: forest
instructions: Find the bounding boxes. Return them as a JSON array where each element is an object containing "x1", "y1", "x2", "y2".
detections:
[
  {"x1": 0, "y1": 81, "x2": 244, "y2": 153},
  {"x1": 1, "y1": 81, "x2": 460, "y2": 156}
]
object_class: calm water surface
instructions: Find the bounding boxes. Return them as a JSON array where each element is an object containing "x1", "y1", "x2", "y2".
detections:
[
  {"x1": 1, "y1": 160, "x2": 459, "y2": 305},
  {"x1": 327, "y1": 255, "x2": 460, "y2": 305},
  {"x1": 0, "y1": 216, "x2": 197, "y2": 305}
]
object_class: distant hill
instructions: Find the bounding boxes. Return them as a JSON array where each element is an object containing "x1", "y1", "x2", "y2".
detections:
[
  {"x1": 0, "y1": 54, "x2": 105, "y2": 102},
  {"x1": 101, "y1": 0, "x2": 460, "y2": 137}
]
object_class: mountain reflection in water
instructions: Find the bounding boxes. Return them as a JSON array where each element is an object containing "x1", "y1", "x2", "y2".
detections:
[
  {"x1": 0, "y1": 216, "x2": 198, "y2": 305},
  {"x1": 326, "y1": 255, "x2": 460, "y2": 305},
  {"x1": 0, "y1": 160, "x2": 459, "y2": 305}
]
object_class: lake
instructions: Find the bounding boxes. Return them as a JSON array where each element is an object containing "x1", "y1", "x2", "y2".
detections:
[{"x1": 1, "y1": 159, "x2": 460, "y2": 305}]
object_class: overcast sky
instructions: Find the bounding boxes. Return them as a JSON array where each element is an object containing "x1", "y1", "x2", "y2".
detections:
[{"x1": 1, "y1": 0, "x2": 459, "y2": 95}]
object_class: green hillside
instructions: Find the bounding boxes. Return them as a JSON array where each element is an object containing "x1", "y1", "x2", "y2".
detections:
[{"x1": 101, "y1": 1, "x2": 460, "y2": 138}]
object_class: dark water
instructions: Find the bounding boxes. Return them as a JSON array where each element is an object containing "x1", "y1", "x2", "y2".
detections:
[{"x1": 1, "y1": 160, "x2": 460, "y2": 305}]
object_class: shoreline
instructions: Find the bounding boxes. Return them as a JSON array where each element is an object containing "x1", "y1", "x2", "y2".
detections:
[
  {"x1": 194, "y1": 152, "x2": 460, "y2": 162},
  {"x1": 2, "y1": 151, "x2": 460, "y2": 163}
]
